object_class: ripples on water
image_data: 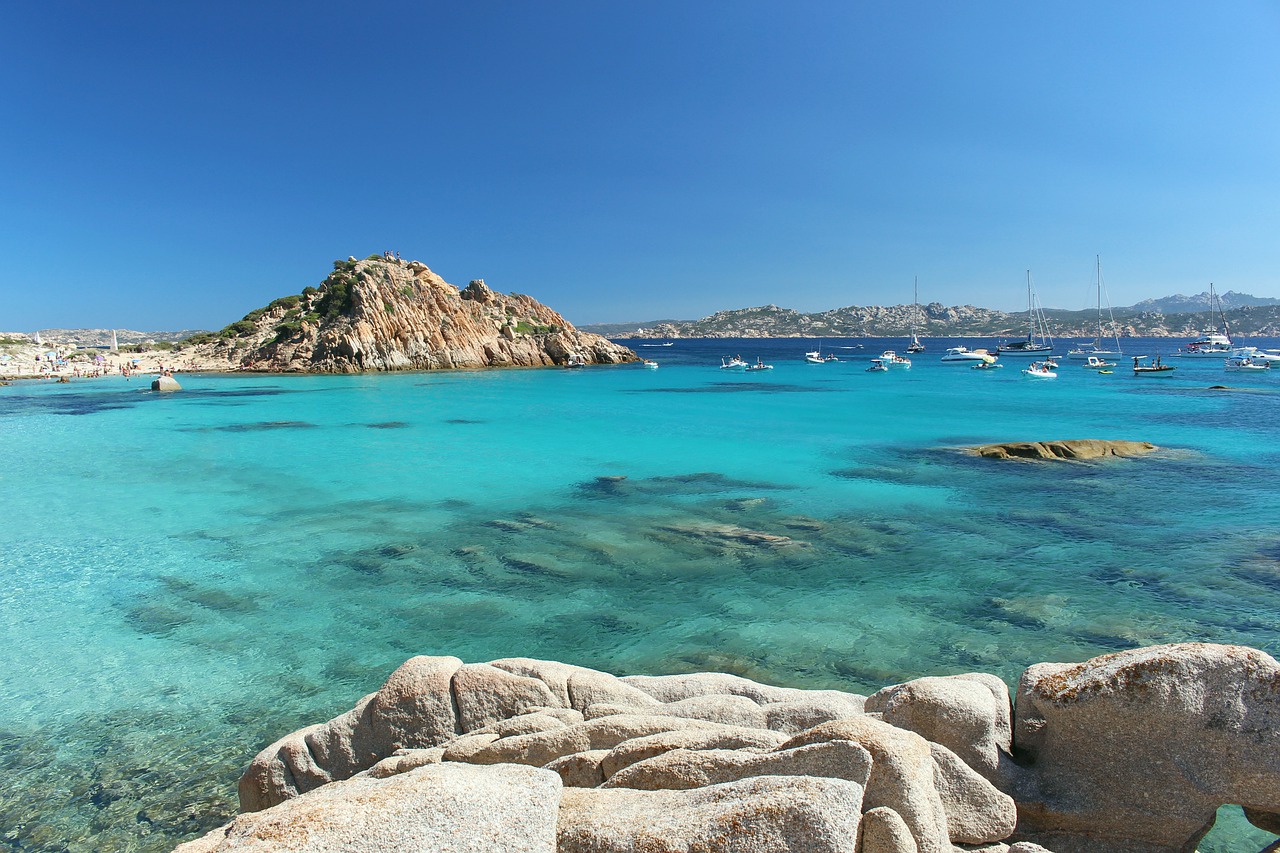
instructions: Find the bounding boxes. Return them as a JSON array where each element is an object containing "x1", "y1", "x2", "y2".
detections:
[{"x1": 1, "y1": 337, "x2": 1278, "y2": 850}]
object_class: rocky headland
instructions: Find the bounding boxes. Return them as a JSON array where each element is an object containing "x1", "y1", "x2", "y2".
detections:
[
  {"x1": 179, "y1": 256, "x2": 635, "y2": 372},
  {"x1": 178, "y1": 642, "x2": 1280, "y2": 852}
]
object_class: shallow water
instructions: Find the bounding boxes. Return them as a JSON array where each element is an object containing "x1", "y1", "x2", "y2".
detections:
[{"x1": 2, "y1": 337, "x2": 1278, "y2": 850}]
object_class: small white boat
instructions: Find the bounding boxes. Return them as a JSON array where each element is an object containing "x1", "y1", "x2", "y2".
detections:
[
  {"x1": 746, "y1": 358, "x2": 773, "y2": 371},
  {"x1": 805, "y1": 351, "x2": 825, "y2": 364},
  {"x1": 1081, "y1": 356, "x2": 1116, "y2": 370},
  {"x1": 641, "y1": 359, "x2": 659, "y2": 369},
  {"x1": 866, "y1": 359, "x2": 888, "y2": 372},
  {"x1": 1021, "y1": 361, "x2": 1057, "y2": 379},
  {"x1": 641, "y1": 342, "x2": 674, "y2": 347},
  {"x1": 941, "y1": 346, "x2": 996, "y2": 364},
  {"x1": 971, "y1": 361, "x2": 1003, "y2": 370},
  {"x1": 1225, "y1": 355, "x2": 1269, "y2": 372},
  {"x1": 721, "y1": 356, "x2": 748, "y2": 370},
  {"x1": 566, "y1": 353, "x2": 588, "y2": 368},
  {"x1": 879, "y1": 350, "x2": 911, "y2": 369}
]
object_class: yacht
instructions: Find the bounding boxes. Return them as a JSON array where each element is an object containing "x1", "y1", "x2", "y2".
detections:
[
  {"x1": 879, "y1": 350, "x2": 912, "y2": 369},
  {"x1": 1178, "y1": 284, "x2": 1233, "y2": 357},
  {"x1": 940, "y1": 346, "x2": 996, "y2": 365},
  {"x1": 720, "y1": 356, "x2": 748, "y2": 370}
]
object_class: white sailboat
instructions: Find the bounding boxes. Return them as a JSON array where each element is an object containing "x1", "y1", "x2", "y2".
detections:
[
  {"x1": 998, "y1": 271, "x2": 1054, "y2": 357},
  {"x1": 906, "y1": 277, "x2": 925, "y2": 353},
  {"x1": 1067, "y1": 256, "x2": 1123, "y2": 360}
]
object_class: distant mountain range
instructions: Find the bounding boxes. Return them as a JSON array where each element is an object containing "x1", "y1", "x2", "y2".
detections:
[
  {"x1": 1126, "y1": 290, "x2": 1280, "y2": 312},
  {"x1": 580, "y1": 292, "x2": 1280, "y2": 339}
]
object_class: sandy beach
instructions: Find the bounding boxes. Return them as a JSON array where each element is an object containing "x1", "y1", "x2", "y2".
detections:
[{"x1": 0, "y1": 334, "x2": 232, "y2": 382}]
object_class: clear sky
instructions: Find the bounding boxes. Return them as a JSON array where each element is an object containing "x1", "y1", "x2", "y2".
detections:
[{"x1": 3, "y1": 2, "x2": 1279, "y2": 331}]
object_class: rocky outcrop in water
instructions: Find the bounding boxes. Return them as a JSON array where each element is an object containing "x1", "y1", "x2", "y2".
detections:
[
  {"x1": 178, "y1": 643, "x2": 1280, "y2": 852},
  {"x1": 970, "y1": 440, "x2": 1158, "y2": 462},
  {"x1": 182, "y1": 256, "x2": 635, "y2": 372}
]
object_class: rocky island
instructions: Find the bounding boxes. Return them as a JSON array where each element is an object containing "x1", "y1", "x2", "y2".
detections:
[
  {"x1": 177, "y1": 643, "x2": 1280, "y2": 853},
  {"x1": 180, "y1": 255, "x2": 635, "y2": 372}
]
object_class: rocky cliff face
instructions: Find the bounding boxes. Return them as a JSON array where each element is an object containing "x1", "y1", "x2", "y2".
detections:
[{"x1": 189, "y1": 256, "x2": 636, "y2": 372}]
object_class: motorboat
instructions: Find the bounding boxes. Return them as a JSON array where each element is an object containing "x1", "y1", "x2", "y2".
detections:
[
  {"x1": 804, "y1": 351, "x2": 825, "y2": 364},
  {"x1": 720, "y1": 356, "x2": 748, "y2": 370},
  {"x1": 941, "y1": 346, "x2": 996, "y2": 364},
  {"x1": 879, "y1": 350, "x2": 911, "y2": 369},
  {"x1": 1225, "y1": 355, "x2": 1269, "y2": 372},
  {"x1": 641, "y1": 359, "x2": 659, "y2": 369},
  {"x1": 1133, "y1": 355, "x2": 1176, "y2": 376},
  {"x1": 971, "y1": 361, "x2": 1003, "y2": 370},
  {"x1": 1067, "y1": 256, "x2": 1123, "y2": 360},
  {"x1": 1177, "y1": 284, "x2": 1233, "y2": 357},
  {"x1": 746, "y1": 358, "x2": 773, "y2": 371},
  {"x1": 1229, "y1": 347, "x2": 1280, "y2": 367},
  {"x1": 1021, "y1": 361, "x2": 1057, "y2": 379},
  {"x1": 1081, "y1": 356, "x2": 1116, "y2": 370},
  {"x1": 566, "y1": 353, "x2": 588, "y2": 368},
  {"x1": 866, "y1": 359, "x2": 888, "y2": 372},
  {"x1": 640, "y1": 342, "x2": 674, "y2": 347},
  {"x1": 998, "y1": 271, "x2": 1055, "y2": 357}
]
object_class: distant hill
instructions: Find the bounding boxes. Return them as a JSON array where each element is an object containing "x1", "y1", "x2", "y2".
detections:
[
  {"x1": 1123, "y1": 291, "x2": 1280, "y2": 312},
  {"x1": 23, "y1": 329, "x2": 209, "y2": 347},
  {"x1": 603, "y1": 301, "x2": 1280, "y2": 339},
  {"x1": 577, "y1": 319, "x2": 691, "y2": 337}
]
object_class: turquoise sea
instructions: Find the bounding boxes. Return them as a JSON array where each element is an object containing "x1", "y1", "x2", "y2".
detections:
[{"x1": 2, "y1": 336, "x2": 1279, "y2": 851}]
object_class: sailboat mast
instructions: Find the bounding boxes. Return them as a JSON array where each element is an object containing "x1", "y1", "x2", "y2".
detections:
[
  {"x1": 1026, "y1": 270, "x2": 1033, "y2": 342},
  {"x1": 1094, "y1": 255, "x2": 1103, "y2": 345},
  {"x1": 1212, "y1": 283, "x2": 1230, "y2": 339}
]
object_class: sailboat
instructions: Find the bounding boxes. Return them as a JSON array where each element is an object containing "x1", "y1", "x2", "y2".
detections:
[
  {"x1": 906, "y1": 277, "x2": 925, "y2": 353},
  {"x1": 1067, "y1": 256, "x2": 1123, "y2": 360},
  {"x1": 997, "y1": 271, "x2": 1054, "y2": 357},
  {"x1": 1177, "y1": 283, "x2": 1233, "y2": 357}
]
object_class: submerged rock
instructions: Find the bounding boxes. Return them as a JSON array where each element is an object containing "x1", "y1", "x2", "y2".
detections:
[{"x1": 969, "y1": 439, "x2": 1157, "y2": 461}]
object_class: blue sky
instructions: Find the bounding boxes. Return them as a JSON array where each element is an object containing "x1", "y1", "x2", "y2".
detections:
[{"x1": 3, "y1": 2, "x2": 1278, "y2": 330}]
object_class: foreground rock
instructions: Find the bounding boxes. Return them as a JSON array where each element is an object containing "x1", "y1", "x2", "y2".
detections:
[
  {"x1": 188, "y1": 643, "x2": 1280, "y2": 852},
  {"x1": 1011, "y1": 643, "x2": 1280, "y2": 852},
  {"x1": 969, "y1": 439, "x2": 1158, "y2": 461},
  {"x1": 180, "y1": 763, "x2": 560, "y2": 852},
  {"x1": 181, "y1": 256, "x2": 635, "y2": 372}
]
